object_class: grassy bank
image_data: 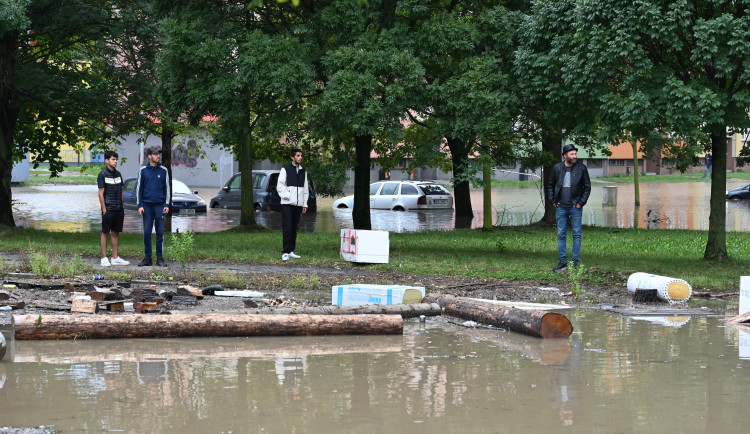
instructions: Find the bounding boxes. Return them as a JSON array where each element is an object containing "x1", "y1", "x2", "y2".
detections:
[{"x1": 0, "y1": 225, "x2": 747, "y2": 292}]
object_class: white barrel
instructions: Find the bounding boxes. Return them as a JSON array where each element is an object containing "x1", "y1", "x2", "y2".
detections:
[{"x1": 627, "y1": 272, "x2": 692, "y2": 304}]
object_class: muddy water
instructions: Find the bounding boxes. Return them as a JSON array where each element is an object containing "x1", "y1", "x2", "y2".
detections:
[
  {"x1": 1, "y1": 307, "x2": 749, "y2": 432},
  {"x1": 10, "y1": 180, "x2": 750, "y2": 233}
]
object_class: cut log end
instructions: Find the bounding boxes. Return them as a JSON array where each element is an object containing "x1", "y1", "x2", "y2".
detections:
[{"x1": 540, "y1": 313, "x2": 574, "y2": 339}]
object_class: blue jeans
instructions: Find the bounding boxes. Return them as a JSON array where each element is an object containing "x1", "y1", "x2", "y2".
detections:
[
  {"x1": 142, "y1": 203, "x2": 165, "y2": 259},
  {"x1": 556, "y1": 205, "x2": 582, "y2": 263}
]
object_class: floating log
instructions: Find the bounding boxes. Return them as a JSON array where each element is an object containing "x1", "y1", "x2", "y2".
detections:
[
  {"x1": 243, "y1": 302, "x2": 442, "y2": 319},
  {"x1": 12, "y1": 313, "x2": 404, "y2": 340},
  {"x1": 423, "y1": 294, "x2": 573, "y2": 339}
]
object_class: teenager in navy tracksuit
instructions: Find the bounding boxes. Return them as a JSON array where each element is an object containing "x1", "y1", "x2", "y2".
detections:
[{"x1": 136, "y1": 146, "x2": 170, "y2": 266}]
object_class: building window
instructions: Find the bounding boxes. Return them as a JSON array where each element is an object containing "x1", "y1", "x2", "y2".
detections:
[{"x1": 609, "y1": 159, "x2": 625, "y2": 166}]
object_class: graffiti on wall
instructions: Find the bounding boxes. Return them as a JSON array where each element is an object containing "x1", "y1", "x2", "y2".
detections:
[{"x1": 142, "y1": 140, "x2": 200, "y2": 168}]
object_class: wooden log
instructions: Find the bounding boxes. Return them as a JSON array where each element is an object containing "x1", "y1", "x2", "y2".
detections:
[
  {"x1": 242, "y1": 303, "x2": 442, "y2": 319},
  {"x1": 12, "y1": 313, "x2": 404, "y2": 340},
  {"x1": 423, "y1": 294, "x2": 573, "y2": 339}
]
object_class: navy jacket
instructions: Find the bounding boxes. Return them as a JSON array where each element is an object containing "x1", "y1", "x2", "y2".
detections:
[
  {"x1": 546, "y1": 162, "x2": 591, "y2": 207},
  {"x1": 136, "y1": 163, "x2": 170, "y2": 207}
]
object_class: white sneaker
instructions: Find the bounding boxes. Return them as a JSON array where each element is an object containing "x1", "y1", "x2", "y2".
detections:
[
  {"x1": 110, "y1": 257, "x2": 130, "y2": 266},
  {"x1": 289, "y1": 252, "x2": 301, "y2": 259},
  {"x1": 101, "y1": 257, "x2": 111, "y2": 267},
  {"x1": 282, "y1": 253, "x2": 289, "y2": 261}
]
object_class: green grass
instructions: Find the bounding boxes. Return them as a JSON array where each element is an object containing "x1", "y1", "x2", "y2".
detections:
[
  {"x1": 598, "y1": 171, "x2": 750, "y2": 183},
  {"x1": 491, "y1": 179, "x2": 543, "y2": 188},
  {"x1": 26, "y1": 164, "x2": 103, "y2": 185},
  {"x1": 1, "y1": 225, "x2": 747, "y2": 292}
]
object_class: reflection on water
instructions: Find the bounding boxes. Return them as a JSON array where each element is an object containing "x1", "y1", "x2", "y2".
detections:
[
  {"x1": 1, "y1": 309, "x2": 749, "y2": 432},
  {"x1": 12, "y1": 179, "x2": 750, "y2": 233}
]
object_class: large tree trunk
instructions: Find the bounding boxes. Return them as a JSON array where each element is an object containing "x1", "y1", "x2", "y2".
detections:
[
  {"x1": 161, "y1": 126, "x2": 174, "y2": 233},
  {"x1": 446, "y1": 137, "x2": 473, "y2": 219},
  {"x1": 13, "y1": 313, "x2": 403, "y2": 340},
  {"x1": 352, "y1": 134, "x2": 372, "y2": 230},
  {"x1": 704, "y1": 125, "x2": 728, "y2": 260},
  {"x1": 424, "y1": 293, "x2": 573, "y2": 339},
  {"x1": 632, "y1": 139, "x2": 640, "y2": 206},
  {"x1": 540, "y1": 130, "x2": 562, "y2": 226},
  {"x1": 239, "y1": 127, "x2": 257, "y2": 227},
  {"x1": 0, "y1": 32, "x2": 19, "y2": 227}
]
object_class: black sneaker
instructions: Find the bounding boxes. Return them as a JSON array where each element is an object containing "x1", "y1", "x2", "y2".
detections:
[
  {"x1": 571, "y1": 261, "x2": 579, "y2": 270},
  {"x1": 553, "y1": 262, "x2": 568, "y2": 272},
  {"x1": 156, "y1": 258, "x2": 166, "y2": 267},
  {"x1": 138, "y1": 257, "x2": 152, "y2": 267}
]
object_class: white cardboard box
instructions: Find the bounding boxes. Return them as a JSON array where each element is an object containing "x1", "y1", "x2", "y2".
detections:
[
  {"x1": 340, "y1": 229, "x2": 389, "y2": 263},
  {"x1": 332, "y1": 284, "x2": 425, "y2": 306}
]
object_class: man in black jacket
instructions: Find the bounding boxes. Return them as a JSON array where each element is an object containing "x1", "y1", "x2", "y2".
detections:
[
  {"x1": 546, "y1": 144, "x2": 591, "y2": 272},
  {"x1": 276, "y1": 148, "x2": 309, "y2": 261}
]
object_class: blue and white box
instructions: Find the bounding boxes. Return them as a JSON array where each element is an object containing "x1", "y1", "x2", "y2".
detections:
[{"x1": 332, "y1": 284, "x2": 426, "y2": 306}]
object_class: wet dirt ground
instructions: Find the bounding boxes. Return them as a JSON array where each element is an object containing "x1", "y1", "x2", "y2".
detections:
[{"x1": 0, "y1": 255, "x2": 695, "y2": 328}]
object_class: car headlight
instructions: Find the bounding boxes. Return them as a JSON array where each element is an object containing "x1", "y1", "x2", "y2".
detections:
[{"x1": 197, "y1": 199, "x2": 206, "y2": 206}]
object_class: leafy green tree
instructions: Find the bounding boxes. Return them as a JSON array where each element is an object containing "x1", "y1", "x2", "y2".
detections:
[
  {"x1": 0, "y1": 0, "x2": 119, "y2": 227},
  {"x1": 400, "y1": 1, "x2": 525, "y2": 222},
  {"x1": 156, "y1": 1, "x2": 314, "y2": 228},
  {"x1": 305, "y1": 0, "x2": 424, "y2": 230},
  {"x1": 554, "y1": 0, "x2": 750, "y2": 260}
]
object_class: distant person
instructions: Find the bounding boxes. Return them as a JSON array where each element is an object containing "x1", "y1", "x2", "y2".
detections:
[
  {"x1": 97, "y1": 151, "x2": 129, "y2": 267},
  {"x1": 277, "y1": 148, "x2": 309, "y2": 261},
  {"x1": 546, "y1": 144, "x2": 591, "y2": 272},
  {"x1": 136, "y1": 146, "x2": 170, "y2": 266},
  {"x1": 703, "y1": 153, "x2": 712, "y2": 178}
]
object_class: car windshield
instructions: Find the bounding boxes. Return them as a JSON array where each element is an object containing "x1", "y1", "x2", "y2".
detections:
[
  {"x1": 419, "y1": 184, "x2": 449, "y2": 195},
  {"x1": 172, "y1": 181, "x2": 192, "y2": 195}
]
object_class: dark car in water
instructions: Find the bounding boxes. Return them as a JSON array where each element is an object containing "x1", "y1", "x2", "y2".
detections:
[
  {"x1": 726, "y1": 183, "x2": 750, "y2": 200},
  {"x1": 210, "y1": 170, "x2": 317, "y2": 212},
  {"x1": 122, "y1": 177, "x2": 207, "y2": 212}
]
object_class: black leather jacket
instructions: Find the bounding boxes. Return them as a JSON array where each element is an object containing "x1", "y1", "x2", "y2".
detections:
[{"x1": 546, "y1": 162, "x2": 591, "y2": 207}]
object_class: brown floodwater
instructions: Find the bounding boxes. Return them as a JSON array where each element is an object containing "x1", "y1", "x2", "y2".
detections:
[
  {"x1": 11, "y1": 180, "x2": 750, "y2": 233},
  {"x1": 1, "y1": 306, "x2": 748, "y2": 432}
]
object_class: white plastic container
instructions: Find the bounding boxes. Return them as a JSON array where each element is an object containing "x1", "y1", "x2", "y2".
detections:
[
  {"x1": 332, "y1": 284, "x2": 425, "y2": 306},
  {"x1": 627, "y1": 272, "x2": 692, "y2": 304},
  {"x1": 340, "y1": 229, "x2": 389, "y2": 263},
  {"x1": 740, "y1": 276, "x2": 750, "y2": 316}
]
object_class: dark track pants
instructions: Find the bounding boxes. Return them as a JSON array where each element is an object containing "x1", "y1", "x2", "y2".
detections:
[
  {"x1": 281, "y1": 204, "x2": 303, "y2": 254},
  {"x1": 142, "y1": 203, "x2": 165, "y2": 259}
]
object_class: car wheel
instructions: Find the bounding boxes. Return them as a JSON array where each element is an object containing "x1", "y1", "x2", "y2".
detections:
[
  {"x1": 336, "y1": 204, "x2": 349, "y2": 209},
  {"x1": 392, "y1": 206, "x2": 405, "y2": 211},
  {"x1": 728, "y1": 195, "x2": 739, "y2": 200},
  {"x1": 210, "y1": 201, "x2": 219, "y2": 208}
]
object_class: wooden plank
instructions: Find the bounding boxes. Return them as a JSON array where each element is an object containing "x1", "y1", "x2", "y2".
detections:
[
  {"x1": 727, "y1": 311, "x2": 750, "y2": 323},
  {"x1": 607, "y1": 308, "x2": 719, "y2": 316},
  {"x1": 71, "y1": 299, "x2": 99, "y2": 314},
  {"x1": 467, "y1": 298, "x2": 572, "y2": 310}
]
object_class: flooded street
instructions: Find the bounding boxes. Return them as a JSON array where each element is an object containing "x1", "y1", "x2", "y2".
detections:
[
  {"x1": 1, "y1": 307, "x2": 748, "y2": 432},
  {"x1": 11, "y1": 179, "x2": 750, "y2": 233}
]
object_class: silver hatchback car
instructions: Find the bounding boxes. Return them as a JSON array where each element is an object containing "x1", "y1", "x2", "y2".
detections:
[{"x1": 332, "y1": 181, "x2": 453, "y2": 211}]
